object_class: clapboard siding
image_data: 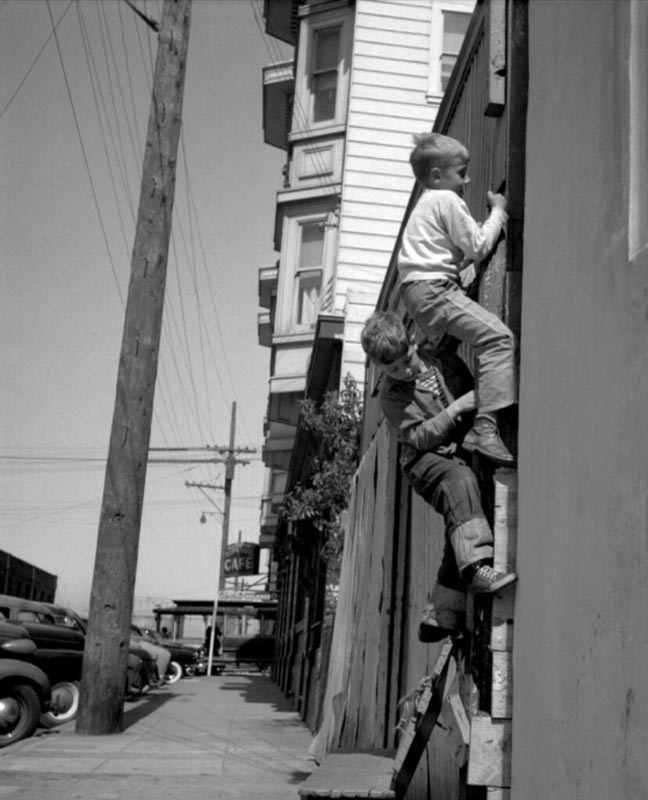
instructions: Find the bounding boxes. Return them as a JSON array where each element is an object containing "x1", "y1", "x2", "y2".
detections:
[
  {"x1": 344, "y1": 141, "x2": 412, "y2": 162},
  {"x1": 351, "y1": 53, "x2": 430, "y2": 78},
  {"x1": 359, "y1": 0, "x2": 431, "y2": 22},
  {"x1": 348, "y1": 110, "x2": 436, "y2": 135},
  {"x1": 342, "y1": 196, "x2": 410, "y2": 220},
  {"x1": 353, "y1": 36, "x2": 430, "y2": 61},
  {"x1": 350, "y1": 66, "x2": 429, "y2": 91},
  {"x1": 336, "y1": 246, "x2": 396, "y2": 268},
  {"x1": 340, "y1": 184, "x2": 412, "y2": 209},
  {"x1": 337, "y1": 262, "x2": 393, "y2": 284},
  {"x1": 342, "y1": 168, "x2": 413, "y2": 193},
  {"x1": 351, "y1": 82, "x2": 425, "y2": 106},
  {"x1": 339, "y1": 215, "x2": 407, "y2": 239}
]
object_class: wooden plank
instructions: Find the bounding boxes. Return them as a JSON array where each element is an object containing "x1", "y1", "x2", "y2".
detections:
[
  {"x1": 485, "y1": 0, "x2": 506, "y2": 116},
  {"x1": 490, "y1": 590, "x2": 515, "y2": 652},
  {"x1": 297, "y1": 751, "x2": 396, "y2": 799},
  {"x1": 491, "y1": 651, "x2": 513, "y2": 719},
  {"x1": 391, "y1": 640, "x2": 456, "y2": 797},
  {"x1": 493, "y1": 468, "x2": 518, "y2": 573},
  {"x1": 439, "y1": 664, "x2": 470, "y2": 761},
  {"x1": 467, "y1": 714, "x2": 512, "y2": 787}
]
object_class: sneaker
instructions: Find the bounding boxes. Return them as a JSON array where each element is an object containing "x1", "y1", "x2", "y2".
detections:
[
  {"x1": 469, "y1": 564, "x2": 517, "y2": 594},
  {"x1": 462, "y1": 418, "x2": 515, "y2": 465}
]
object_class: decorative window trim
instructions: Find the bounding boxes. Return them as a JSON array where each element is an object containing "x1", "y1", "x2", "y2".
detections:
[
  {"x1": 427, "y1": 1, "x2": 475, "y2": 101},
  {"x1": 276, "y1": 202, "x2": 339, "y2": 336},
  {"x1": 292, "y1": 6, "x2": 351, "y2": 135}
]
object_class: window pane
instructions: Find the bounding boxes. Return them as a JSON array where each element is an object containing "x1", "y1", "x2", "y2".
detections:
[
  {"x1": 441, "y1": 53, "x2": 457, "y2": 91},
  {"x1": 312, "y1": 27, "x2": 339, "y2": 122},
  {"x1": 442, "y1": 11, "x2": 471, "y2": 56},
  {"x1": 297, "y1": 270, "x2": 322, "y2": 327},
  {"x1": 299, "y1": 222, "x2": 324, "y2": 268},
  {"x1": 314, "y1": 28, "x2": 340, "y2": 71},
  {"x1": 313, "y1": 72, "x2": 337, "y2": 122}
]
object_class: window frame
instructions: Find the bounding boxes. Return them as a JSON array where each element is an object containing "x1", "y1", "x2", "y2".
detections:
[
  {"x1": 427, "y1": 1, "x2": 475, "y2": 100},
  {"x1": 292, "y1": 7, "x2": 351, "y2": 137},
  {"x1": 275, "y1": 203, "x2": 338, "y2": 337}
]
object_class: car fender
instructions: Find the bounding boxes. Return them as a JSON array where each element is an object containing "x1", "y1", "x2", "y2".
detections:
[{"x1": 0, "y1": 659, "x2": 51, "y2": 703}]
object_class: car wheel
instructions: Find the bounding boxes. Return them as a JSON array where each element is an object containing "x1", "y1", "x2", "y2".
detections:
[
  {"x1": 0, "y1": 683, "x2": 41, "y2": 747},
  {"x1": 165, "y1": 661, "x2": 183, "y2": 684},
  {"x1": 39, "y1": 681, "x2": 80, "y2": 728},
  {"x1": 126, "y1": 665, "x2": 146, "y2": 699}
]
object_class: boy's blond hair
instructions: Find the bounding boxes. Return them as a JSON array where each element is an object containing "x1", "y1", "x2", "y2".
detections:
[
  {"x1": 409, "y1": 133, "x2": 469, "y2": 185},
  {"x1": 361, "y1": 312, "x2": 409, "y2": 365}
]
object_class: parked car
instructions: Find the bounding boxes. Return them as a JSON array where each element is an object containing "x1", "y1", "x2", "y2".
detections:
[
  {"x1": 49, "y1": 607, "x2": 160, "y2": 698},
  {"x1": 0, "y1": 595, "x2": 158, "y2": 727},
  {"x1": 138, "y1": 628, "x2": 199, "y2": 682},
  {"x1": 0, "y1": 620, "x2": 51, "y2": 747}
]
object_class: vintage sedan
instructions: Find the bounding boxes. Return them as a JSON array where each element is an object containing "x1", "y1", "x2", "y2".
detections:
[
  {"x1": 0, "y1": 620, "x2": 51, "y2": 747},
  {"x1": 0, "y1": 595, "x2": 158, "y2": 728}
]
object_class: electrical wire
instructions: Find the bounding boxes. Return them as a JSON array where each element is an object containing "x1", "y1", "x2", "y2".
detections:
[
  {"x1": 0, "y1": 0, "x2": 73, "y2": 122},
  {"x1": 45, "y1": 0, "x2": 124, "y2": 305}
]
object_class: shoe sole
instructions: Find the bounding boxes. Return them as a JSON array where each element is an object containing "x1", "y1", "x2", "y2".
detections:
[
  {"x1": 462, "y1": 439, "x2": 516, "y2": 466},
  {"x1": 471, "y1": 573, "x2": 518, "y2": 594},
  {"x1": 418, "y1": 624, "x2": 455, "y2": 643}
]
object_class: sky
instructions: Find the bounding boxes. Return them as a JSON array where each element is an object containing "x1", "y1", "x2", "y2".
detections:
[{"x1": 0, "y1": 0, "x2": 292, "y2": 614}]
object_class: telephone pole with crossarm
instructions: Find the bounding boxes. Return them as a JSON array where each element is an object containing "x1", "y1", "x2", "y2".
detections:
[{"x1": 77, "y1": 0, "x2": 192, "y2": 735}]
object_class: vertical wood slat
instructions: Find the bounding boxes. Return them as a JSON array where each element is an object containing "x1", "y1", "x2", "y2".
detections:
[
  {"x1": 491, "y1": 651, "x2": 513, "y2": 719},
  {"x1": 487, "y1": 790, "x2": 512, "y2": 800},
  {"x1": 493, "y1": 469, "x2": 518, "y2": 574},
  {"x1": 485, "y1": 0, "x2": 506, "y2": 116},
  {"x1": 313, "y1": 423, "x2": 397, "y2": 755},
  {"x1": 491, "y1": 590, "x2": 515, "y2": 652},
  {"x1": 467, "y1": 714, "x2": 512, "y2": 787}
]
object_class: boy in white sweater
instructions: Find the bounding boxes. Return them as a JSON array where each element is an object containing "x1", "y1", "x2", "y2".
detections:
[{"x1": 398, "y1": 132, "x2": 516, "y2": 465}]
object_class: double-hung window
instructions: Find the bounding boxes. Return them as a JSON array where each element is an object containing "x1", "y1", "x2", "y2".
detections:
[
  {"x1": 294, "y1": 221, "x2": 324, "y2": 330},
  {"x1": 311, "y1": 27, "x2": 341, "y2": 123},
  {"x1": 292, "y1": 9, "x2": 350, "y2": 135},
  {"x1": 440, "y1": 11, "x2": 472, "y2": 91}
]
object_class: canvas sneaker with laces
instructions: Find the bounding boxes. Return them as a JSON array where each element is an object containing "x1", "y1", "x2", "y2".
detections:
[{"x1": 469, "y1": 563, "x2": 517, "y2": 594}]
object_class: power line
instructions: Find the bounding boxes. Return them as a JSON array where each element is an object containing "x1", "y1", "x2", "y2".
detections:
[
  {"x1": 45, "y1": 0, "x2": 124, "y2": 305},
  {"x1": 0, "y1": 0, "x2": 73, "y2": 122}
]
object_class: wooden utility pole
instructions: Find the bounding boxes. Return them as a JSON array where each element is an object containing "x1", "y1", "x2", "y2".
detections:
[{"x1": 77, "y1": 0, "x2": 192, "y2": 734}]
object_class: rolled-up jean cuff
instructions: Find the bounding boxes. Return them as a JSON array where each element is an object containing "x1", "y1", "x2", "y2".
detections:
[{"x1": 449, "y1": 517, "x2": 493, "y2": 573}]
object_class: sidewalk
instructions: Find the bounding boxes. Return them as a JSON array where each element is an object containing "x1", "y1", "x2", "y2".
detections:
[{"x1": 0, "y1": 671, "x2": 315, "y2": 799}]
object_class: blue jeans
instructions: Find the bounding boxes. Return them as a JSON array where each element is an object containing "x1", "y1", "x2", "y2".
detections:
[
  {"x1": 401, "y1": 279, "x2": 516, "y2": 413},
  {"x1": 405, "y1": 451, "x2": 493, "y2": 590}
]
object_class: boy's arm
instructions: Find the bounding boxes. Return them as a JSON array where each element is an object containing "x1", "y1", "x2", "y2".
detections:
[
  {"x1": 381, "y1": 386, "x2": 475, "y2": 452},
  {"x1": 443, "y1": 192, "x2": 508, "y2": 262}
]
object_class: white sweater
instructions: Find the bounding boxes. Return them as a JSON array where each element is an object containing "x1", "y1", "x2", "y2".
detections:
[{"x1": 398, "y1": 189, "x2": 508, "y2": 284}]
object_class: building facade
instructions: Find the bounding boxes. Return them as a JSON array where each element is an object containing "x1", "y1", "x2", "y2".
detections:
[{"x1": 258, "y1": 0, "x2": 474, "y2": 559}]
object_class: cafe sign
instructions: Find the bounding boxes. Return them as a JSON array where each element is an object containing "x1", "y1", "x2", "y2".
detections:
[{"x1": 223, "y1": 542, "x2": 260, "y2": 576}]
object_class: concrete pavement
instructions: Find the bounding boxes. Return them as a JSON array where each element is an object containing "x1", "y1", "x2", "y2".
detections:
[{"x1": 0, "y1": 671, "x2": 315, "y2": 799}]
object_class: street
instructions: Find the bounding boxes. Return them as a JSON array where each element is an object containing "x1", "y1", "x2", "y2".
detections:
[{"x1": 0, "y1": 672, "x2": 314, "y2": 799}]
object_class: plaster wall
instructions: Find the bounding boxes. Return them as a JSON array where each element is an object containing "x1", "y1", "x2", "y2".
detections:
[{"x1": 513, "y1": 2, "x2": 648, "y2": 798}]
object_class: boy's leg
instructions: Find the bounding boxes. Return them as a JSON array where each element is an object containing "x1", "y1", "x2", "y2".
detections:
[
  {"x1": 401, "y1": 281, "x2": 516, "y2": 464},
  {"x1": 406, "y1": 454, "x2": 493, "y2": 571},
  {"x1": 407, "y1": 453, "x2": 516, "y2": 594}
]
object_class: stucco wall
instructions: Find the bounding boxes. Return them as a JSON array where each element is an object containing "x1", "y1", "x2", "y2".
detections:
[{"x1": 514, "y1": 2, "x2": 648, "y2": 798}]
